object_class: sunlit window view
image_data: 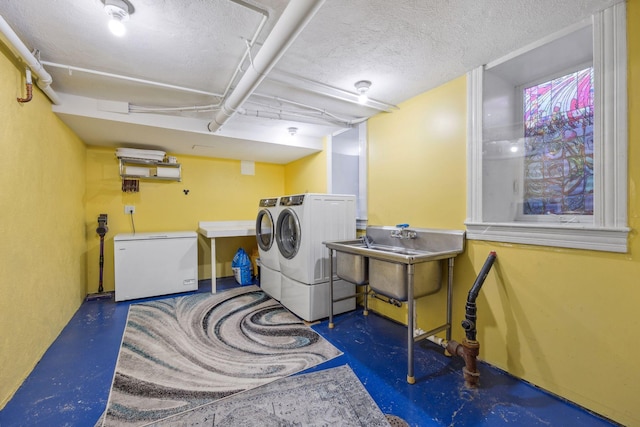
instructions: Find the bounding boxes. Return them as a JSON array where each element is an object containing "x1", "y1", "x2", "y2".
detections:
[{"x1": 522, "y1": 67, "x2": 594, "y2": 215}]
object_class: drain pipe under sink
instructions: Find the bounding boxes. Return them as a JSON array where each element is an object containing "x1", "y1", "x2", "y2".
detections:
[
  {"x1": 369, "y1": 290, "x2": 403, "y2": 307},
  {"x1": 428, "y1": 251, "x2": 496, "y2": 388}
]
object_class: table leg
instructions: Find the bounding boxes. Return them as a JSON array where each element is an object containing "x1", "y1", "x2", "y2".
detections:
[{"x1": 210, "y1": 238, "x2": 217, "y2": 293}]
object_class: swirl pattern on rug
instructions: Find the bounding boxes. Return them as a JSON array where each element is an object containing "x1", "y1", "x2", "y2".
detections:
[{"x1": 102, "y1": 286, "x2": 341, "y2": 426}]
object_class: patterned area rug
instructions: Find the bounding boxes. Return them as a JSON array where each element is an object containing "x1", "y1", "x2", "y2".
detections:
[
  {"x1": 101, "y1": 286, "x2": 342, "y2": 426},
  {"x1": 146, "y1": 365, "x2": 390, "y2": 426}
]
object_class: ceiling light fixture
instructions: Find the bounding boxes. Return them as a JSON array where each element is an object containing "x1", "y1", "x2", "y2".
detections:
[
  {"x1": 354, "y1": 80, "x2": 371, "y2": 104},
  {"x1": 102, "y1": 0, "x2": 134, "y2": 37},
  {"x1": 288, "y1": 127, "x2": 298, "y2": 136}
]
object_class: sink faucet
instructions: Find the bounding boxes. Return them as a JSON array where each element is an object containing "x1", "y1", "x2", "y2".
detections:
[{"x1": 391, "y1": 224, "x2": 417, "y2": 239}]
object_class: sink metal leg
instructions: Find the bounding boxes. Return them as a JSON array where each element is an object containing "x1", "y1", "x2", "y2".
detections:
[
  {"x1": 407, "y1": 264, "x2": 415, "y2": 384},
  {"x1": 363, "y1": 284, "x2": 369, "y2": 316},
  {"x1": 328, "y1": 248, "x2": 335, "y2": 329},
  {"x1": 446, "y1": 258, "x2": 454, "y2": 341}
]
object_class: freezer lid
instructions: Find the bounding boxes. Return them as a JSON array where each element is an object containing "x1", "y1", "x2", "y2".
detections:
[{"x1": 114, "y1": 231, "x2": 197, "y2": 241}]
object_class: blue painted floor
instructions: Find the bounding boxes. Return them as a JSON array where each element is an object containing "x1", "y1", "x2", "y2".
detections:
[{"x1": 0, "y1": 279, "x2": 618, "y2": 427}]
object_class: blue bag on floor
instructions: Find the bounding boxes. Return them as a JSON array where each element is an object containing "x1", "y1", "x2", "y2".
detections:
[{"x1": 232, "y1": 248, "x2": 253, "y2": 285}]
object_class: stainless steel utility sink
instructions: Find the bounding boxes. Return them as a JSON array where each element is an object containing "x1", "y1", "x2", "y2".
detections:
[
  {"x1": 325, "y1": 225, "x2": 466, "y2": 385},
  {"x1": 325, "y1": 226, "x2": 465, "y2": 301}
]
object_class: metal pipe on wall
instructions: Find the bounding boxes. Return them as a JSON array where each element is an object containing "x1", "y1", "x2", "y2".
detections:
[
  {"x1": 427, "y1": 251, "x2": 497, "y2": 388},
  {"x1": 17, "y1": 68, "x2": 33, "y2": 103},
  {"x1": 462, "y1": 251, "x2": 497, "y2": 341},
  {"x1": 0, "y1": 15, "x2": 60, "y2": 104}
]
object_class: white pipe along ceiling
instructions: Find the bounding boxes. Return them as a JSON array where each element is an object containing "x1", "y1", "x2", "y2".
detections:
[
  {"x1": 0, "y1": 0, "x2": 622, "y2": 164},
  {"x1": 208, "y1": 0, "x2": 325, "y2": 133}
]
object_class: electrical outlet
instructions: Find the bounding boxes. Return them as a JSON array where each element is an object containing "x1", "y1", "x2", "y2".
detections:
[{"x1": 124, "y1": 205, "x2": 135, "y2": 214}]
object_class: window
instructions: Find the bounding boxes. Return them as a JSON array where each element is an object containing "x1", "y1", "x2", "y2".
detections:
[
  {"x1": 466, "y1": 3, "x2": 628, "y2": 253},
  {"x1": 522, "y1": 67, "x2": 594, "y2": 217}
]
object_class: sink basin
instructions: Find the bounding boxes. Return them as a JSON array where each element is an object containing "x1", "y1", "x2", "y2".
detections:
[
  {"x1": 336, "y1": 250, "x2": 368, "y2": 285},
  {"x1": 364, "y1": 243, "x2": 428, "y2": 256},
  {"x1": 325, "y1": 226, "x2": 465, "y2": 301},
  {"x1": 369, "y1": 257, "x2": 442, "y2": 300}
]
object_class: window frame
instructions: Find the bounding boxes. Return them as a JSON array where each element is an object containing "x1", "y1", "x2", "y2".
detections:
[{"x1": 465, "y1": 3, "x2": 629, "y2": 253}]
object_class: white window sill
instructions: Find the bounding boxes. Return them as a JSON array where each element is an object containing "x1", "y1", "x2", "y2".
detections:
[{"x1": 465, "y1": 221, "x2": 629, "y2": 253}]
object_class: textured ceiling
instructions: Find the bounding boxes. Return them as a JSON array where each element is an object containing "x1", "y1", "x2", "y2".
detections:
[{"x1": 0, "y1": 0, "x2": 620, "y2": 163}]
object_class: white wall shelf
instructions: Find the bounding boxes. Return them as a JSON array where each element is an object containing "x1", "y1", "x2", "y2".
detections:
[{"x1": 118, "y1": 157, "x2": 181, "y2": 182}]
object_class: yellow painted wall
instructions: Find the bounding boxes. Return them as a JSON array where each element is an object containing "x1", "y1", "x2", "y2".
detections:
[
  {"x1": 366, "y1": 75, "x2": 468, "y2": 336},
  {"x1": 85, "y1": 148, "x2": 284, "y2": 292},
  {"x1": 0, "y1": 46, "x2": 87, "y2": 407},
  {"x1": 365, "y1": 3, "x2": 640, "y2": 424},
  {"x1": 283, "y1": 141, "x2": 327, "y2": 194}
]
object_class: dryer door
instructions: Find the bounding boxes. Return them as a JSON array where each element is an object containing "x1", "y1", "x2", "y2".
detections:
[
  {"x1": 276, "y1": 208, "x2": 301, "y2": 259},
  {"x1": 256, "y1": 209, "x2": 274, "y2": 251}
]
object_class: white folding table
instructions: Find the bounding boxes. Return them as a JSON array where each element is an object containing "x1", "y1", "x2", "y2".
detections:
[{"x1": 198, "y1": 221, "x2": 256, "y2": 293}]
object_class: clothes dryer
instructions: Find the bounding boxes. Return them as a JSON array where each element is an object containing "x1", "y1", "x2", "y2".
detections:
[
  {"x1": 276, "y1": 194, "x2": 356, "y2": 284},
  {"x1": 275, "y1": 193, "x2": 357, "y2": 321},
  {"x1": 256, "y1": 197, "x2": 282, "y2": 300}
]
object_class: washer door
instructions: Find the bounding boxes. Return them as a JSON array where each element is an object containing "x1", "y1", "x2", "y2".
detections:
[
  {"x1": 256, "y1": 209, "x2": 275, "y2": 251},
  {"x1": 276, "y1": 208, "x2": 301, "y2": 259}
]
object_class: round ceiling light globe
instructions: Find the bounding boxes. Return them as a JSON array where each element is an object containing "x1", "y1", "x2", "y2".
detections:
[{"x1": 109, "y1": 18, "x2": 126, "y2": 36}]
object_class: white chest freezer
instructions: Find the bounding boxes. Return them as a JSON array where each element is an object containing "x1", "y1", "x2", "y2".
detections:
[{"x1": 114, "y1": 231, "x2": 198, "y2": 302}]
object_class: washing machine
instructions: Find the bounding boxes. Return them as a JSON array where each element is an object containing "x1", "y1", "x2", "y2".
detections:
[
  {"x1": 275, "y1": 193, "x2": 357, "y2": 321},
  {"x1": 256, "y1": 197, "x2": 282, "y2": 300}
]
